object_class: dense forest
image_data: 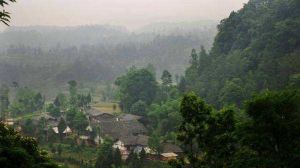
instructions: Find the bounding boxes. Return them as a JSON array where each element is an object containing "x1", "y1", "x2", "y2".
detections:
[
  {"x1": 0, "y1": 0, "x2": 300, "y2": 168},
  {"x1": 184, "y1": 0, "x2": 300, "y2": 107}
]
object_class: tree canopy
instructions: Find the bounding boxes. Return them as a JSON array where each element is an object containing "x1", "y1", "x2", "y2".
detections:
[
  {"x1": 0, "y1": 123, "x2": 58, "y2": 168},
  {"x1": 115, "y1": 68, "x2": 157, "y2": 112},
  {"x1": 184, "y1": 0, "x2": 300, "y2": 107}
]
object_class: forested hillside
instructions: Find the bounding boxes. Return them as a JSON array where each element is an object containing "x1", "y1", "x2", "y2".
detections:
[
  {"x1": 184, "y1": 0, "x2": 300, "y2": 107},
  {"x1": 0, "y1": 22, "x2": 217, "y2": 94}
]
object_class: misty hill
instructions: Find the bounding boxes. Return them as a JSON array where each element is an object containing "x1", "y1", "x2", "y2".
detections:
[
  {"x1": 184, "y1": 0, "x2": 300, "y2": 107},
  {"x1": 0, "y1": 21, "x2": 217, "y2": 93},
  {"x1": 137, "y1": 20, "x2": 218, "y2": 36}
]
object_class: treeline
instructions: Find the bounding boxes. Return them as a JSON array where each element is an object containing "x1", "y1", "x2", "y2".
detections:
[
  {"x1": 183, "y1": 0, "x2": 300, "y2": 107},
  {"x1": 173, "y1": 89, "x2": 300, "y2": 167},
  {"x1": 0, "y1": 85, "x2": 44, "y2": 119},
  {"x1": 0, "y1": 23, "x2": 216, "y2": 93}
]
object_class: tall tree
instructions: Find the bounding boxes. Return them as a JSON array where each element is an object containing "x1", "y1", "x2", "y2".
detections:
[
  {"x1": 130, "y1": 100, "x2": 147, "y2": 116},
  {"x1": 95, "y1": 139, "x2": 114, "y2": 168},
  {"x1": 68, "y1": 80, "x2": 78, "y2": 107},
  {"x1": 57, "y1": 118, "x2": 67, "y2": 141},
  {"x1": 240, "y1": 90, "x2": 300, "y2": 167},
  {"x1": 177, "y1": 92, "x2": 212, "y2": 167},
  {"x1": 161, "y1": 70, "x2": 172, "y2": 86},
  {"x1": 0, "y1": 84, "x2": 9, "y2": 120},
  {"x1": 113, "y1": 148, "x2": 122, "y2": 168},
  {"x1": 115, "y1": 68, "x2": 157, "y2": 112}
]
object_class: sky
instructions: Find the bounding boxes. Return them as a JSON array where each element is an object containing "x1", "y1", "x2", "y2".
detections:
[{"x1": 3, "y1": 0, "x2": 248, "y2": 30}]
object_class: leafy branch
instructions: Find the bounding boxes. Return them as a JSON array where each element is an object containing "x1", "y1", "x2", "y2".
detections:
[{"x1": 0, "y1": 0, "x2": 16, "y2": 26}]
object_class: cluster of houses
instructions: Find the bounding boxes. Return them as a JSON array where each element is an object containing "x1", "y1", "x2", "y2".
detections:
[{"x1": 5, "y1": 107, "x2": 183, "y2": 161}]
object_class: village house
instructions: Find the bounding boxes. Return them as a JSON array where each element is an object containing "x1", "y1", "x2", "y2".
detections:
[
  {"x1": 31, "y1": 113, "x2": 57, "y2": 125},
  {"x1": 3, "y1": 118, "x2": 15, "y2": 126},
  {"x1": 95, "y1": 120, "x2": 148, "y2": 140},
  {"x1": 160, "y1": 143, "x2": 183, "y2": 161},
  {"x1": 87, "y1": 108, "x2": 115, "y2": 123},
  {"x1": 113, "y1": 134, "x2": 150, "y2": 160}
]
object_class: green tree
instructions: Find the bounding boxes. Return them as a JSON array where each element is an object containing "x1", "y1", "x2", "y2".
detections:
[
  {"x1": 130, "y1": 100, "x2": 147, "y2": 116},
  {"x1": 240, "y1": 90, "x2": 300, "y2": 167},
  {"x1": 148, "y1": 131, "x2": 162, "y2": 154},
  {"x1": 115, "y1": 68, "x2": 157, "y2": 112},
  {"x1": 95, "y1": 139, "x2": 114, "y2": 168},
  {"x1": 139, "y1": 148, "x2": 146, "y2": 165},
  {"x1": 57, "y1": 144, "x2": 62, "y2": 156},
  {"x1": 113, "y1": 148, "x2": 122, "y2": 168},
  {"x1": 0, "y1": 122, "x2": 58, "y2": 168},
  {"x1": 146, "y1": 63, "x2": 156, "y2": 78},
  {"x1": 177, "y1": 92, "x2": 212, "y2": 167},
  {"x1": 34, "y1": 93, "x2": 44, "y2": 111},
  {"x1": 205, "y1": 108, "x2": 237, "y2": 167},
  {"x1": 68, "y1": 80, "x2": 78, "y2": 107},
  {"x1": 47, "y1": 103, "x2": 60, "y2": 117},
  {"x1": 189, "y1": 49, "x2": 198, "y2": 67},
  {"x1": 54, "y1": 93, "x2": 67, "y2": 110},
  {"x1": 23, "y1": 119, "x2": 35, "y2": 136},
  {"x1": 9, "y1": 87, "x2": 44, "y2": 115},
  {"x1": 183, "y1": 0, "x2": 300, "y2": 107},
  {"x1": 198, "y1": 46, "x2": 209, "y2": 73},
  {"x1": 127, "y1": 152, "x2": 140, "y2": 168},
  {"x1": 73, "y1": 111, "x2": 89, "y2": 134},
  {"x1": 58, "y1": 118, "x2": 67, "y2": 141},
  {"x1": 178, "y1": 76, "x2": 186, "y2": 94},
  {"x1": 219, "y1": 78, "x2": 247, "y2": 106},
  {"x1": 161, "y1": 70, "x2": 172, "y2": 86},
  {"x1": 0, "y1": 84, "x2": 9, "y2": 120}
]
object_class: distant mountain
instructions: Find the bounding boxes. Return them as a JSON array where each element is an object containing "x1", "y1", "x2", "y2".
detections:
[
  {"x1": 0, "y1": 25, "x2": 129, "y2": 50},
  {"x1": 0, "y1": 22, "x2": 217, "y2": 94},
  {"x1": 138, "y1": 20, "x2": 218, "y2": 35}
]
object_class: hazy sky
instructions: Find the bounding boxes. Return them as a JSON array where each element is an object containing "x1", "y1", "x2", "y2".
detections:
[{"x1": 4, "y1": 0, "x2": 248, "y2": 30}]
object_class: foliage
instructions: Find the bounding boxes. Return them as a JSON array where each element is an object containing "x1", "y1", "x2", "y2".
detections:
[
  {"x1": 68, "y1": 80, "x2": 77, "y2": 107},
  {"x1": 23, "y1": 119, "x2": 35, "y2": 136},
  {"x1": 0, "y1": 0, "x2": 16, "y2": 26},
  {"x1": 177, "y1": 92, "x2": 212, "y2": 167},
  {"x1": 47, "y1": 103, "x2": 60, "y2": 118},
  {"x1": 95, "y1": 139, "x2": 114, "y2": 168},
  {"x1": 0, "y1": 123, "x2": 58, "y2": 168},
  {"x1": 126, "y1": 151, "x2": 141, "y2": 168},
  {"x1": 58, "y1": 118, "x2": 67, "y2": 140},
  {"x1": 53, "y1": 93, "x2": 67, "y2": 111},
  {"x1": 176, "y1": 89, "x2": 300, "y2": 168},
  {"x1": 72, "y1": 111, "x2": 89, "y2": 134},
  {"x1": 161, "y1": 70, "x2": 172, "y2": 86},
  {"x1": 184, "y1": 0, "x2": 300, "y2": 107},
  {"x1": 130, "y1": 100, "x2": 147, "y2": 116},
  {"x1": 238, "y1": 89, "x2": 300, "y2": 167},
  {"x1": 0, "y1": 84, "x2": 9, "y2": 120},
  {"x1": 9, "y1": 87, "x2": 44, "y2": 116},
  {"x1": 148, "y1": 131, "x2": 162, "y2": 154},
  {"x1": 115, "y1": 68, "x2": 157, "y2": 112},
  {"x1": 147, "y1": 99, "x2": 181, "y2": 137}
]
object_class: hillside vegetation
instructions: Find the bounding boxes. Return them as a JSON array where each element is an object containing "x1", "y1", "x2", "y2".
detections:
[{"x1": 184, "y1": 0, "x2": 300, "y2": 107}]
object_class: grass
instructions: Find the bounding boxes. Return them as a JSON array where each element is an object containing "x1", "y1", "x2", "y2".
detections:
[
  {"x1": 41, "y1": 143, "x2": 98, "y2": 168},
  {"x1": 14, "y1": 111, "x2": 43, "y2": 121},
  {"x1": 91, "y1": 102, "x2": 122, "y2": 113}
]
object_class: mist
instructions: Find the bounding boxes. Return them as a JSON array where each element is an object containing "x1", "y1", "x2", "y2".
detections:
[{"x1": 5, "y1": 0, "x2": 248, "y2": 30}]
